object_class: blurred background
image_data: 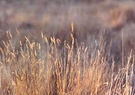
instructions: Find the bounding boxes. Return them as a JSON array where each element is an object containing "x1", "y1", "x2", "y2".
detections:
[{"x1": 0, "y1": 0, "x2": 135, "y2": 57}]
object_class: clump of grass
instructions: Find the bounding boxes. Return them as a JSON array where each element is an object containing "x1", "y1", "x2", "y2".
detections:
[{"x1": 0, "y1": 31, "x2": 134, "y2": 95}]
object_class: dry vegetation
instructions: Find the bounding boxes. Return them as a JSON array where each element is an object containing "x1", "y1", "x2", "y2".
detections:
[
  {"x1": 0, "y1": 31, "x2": 134, "y2": 95},
  {"x1": 0, "y1": 0, "x2": 135, "y2": 95}
]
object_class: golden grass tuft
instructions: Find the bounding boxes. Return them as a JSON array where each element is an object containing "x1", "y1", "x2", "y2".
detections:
[{"x1": 0, "y1": 32, "x2": 134, "y2": 95}]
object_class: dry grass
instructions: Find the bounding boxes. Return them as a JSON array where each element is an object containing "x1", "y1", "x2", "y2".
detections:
[
  {"x1": 0, "y1": 31, "x2": 134, "y2": 95},
  {"x1": 0, "y1": 1, "x2": 135, "y2": 95}
]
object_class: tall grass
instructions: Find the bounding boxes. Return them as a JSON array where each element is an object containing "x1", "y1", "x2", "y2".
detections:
[{"x1": 0, "y1": 31, "x2": 134, "y2": 95}]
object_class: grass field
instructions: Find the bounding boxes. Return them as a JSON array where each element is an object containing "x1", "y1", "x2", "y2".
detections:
[
  {"x1": 0, "y1": 31, "x2": 134, "y2": 95},
  {"x1": 0, "y1": 0, "x2": 135, "y2": 95}
]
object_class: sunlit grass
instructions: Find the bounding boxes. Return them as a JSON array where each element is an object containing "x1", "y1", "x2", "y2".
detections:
[{"x1": 0, "y1": 31, "x2": 134, "y2": 95}]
